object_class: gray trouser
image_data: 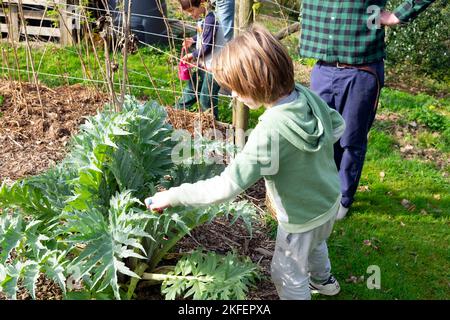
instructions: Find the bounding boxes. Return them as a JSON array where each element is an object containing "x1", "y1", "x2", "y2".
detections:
[{"x1": 271, "y1": 216, "x2": 336, "y2": 300}]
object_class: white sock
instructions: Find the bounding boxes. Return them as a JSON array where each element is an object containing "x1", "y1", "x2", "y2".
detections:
[{"x1": 336, "y1": 204, "x2": 349, "y2": 220}]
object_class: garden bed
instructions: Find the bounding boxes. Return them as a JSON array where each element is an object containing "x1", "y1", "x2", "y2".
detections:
[
  {"x1": 0, "y1": 80, "x2": 275, "y2": 300},
  {"x1": 0, "y1": 80, "x2": 108, "y2": 182},
  {"x1": 0, "y1": 80, "x2": 234, "y2": 181}
]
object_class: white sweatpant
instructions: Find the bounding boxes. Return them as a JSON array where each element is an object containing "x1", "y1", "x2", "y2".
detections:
[{"x1": 271, "y1": 216, "x2": 336, "y2": 300}]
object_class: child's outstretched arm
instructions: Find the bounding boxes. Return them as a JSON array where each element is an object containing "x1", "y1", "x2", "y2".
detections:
[
  {"x1": 148, "y1": 169, "x2": 244, "y2": 211},
  {"x1": 146, "y1": 125, "x2": 275, "y2": 211}
]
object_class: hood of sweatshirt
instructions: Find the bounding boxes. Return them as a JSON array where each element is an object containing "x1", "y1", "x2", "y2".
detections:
[{"x1": 258, "y1": 84, "x2": 337, "y2": 153}]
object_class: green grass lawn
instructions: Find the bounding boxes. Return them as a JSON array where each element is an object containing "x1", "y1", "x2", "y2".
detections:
[
  {"x1": 0, "y1": 43, "x2": 181, "y2": 103},
  {"x1": 324, "y1": 129, "x2": 449, "y2": 299},
  {"x1": 261, "y1": 88, "x2": 449, "y2": 300},
  {"x1": 1, "y1": 38, "x2": 449, "y2": 300}
]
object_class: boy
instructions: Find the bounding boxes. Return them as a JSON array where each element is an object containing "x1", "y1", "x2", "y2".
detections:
[
  {"x1": 175, "y1": 0, "x2": 225, "y2": 119},
  {"x1": 146, "y1": 25, "x2": 345, "y2": 300}
]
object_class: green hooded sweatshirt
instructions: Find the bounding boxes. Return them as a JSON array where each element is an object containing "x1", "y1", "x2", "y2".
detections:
[{"x1": 166, "y1": 84, "x2": 346, "y2": 233}]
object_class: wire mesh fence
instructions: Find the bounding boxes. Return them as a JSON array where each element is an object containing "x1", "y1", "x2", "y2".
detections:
[{"x1": 0, "y1": 0, "x2": 302, "y2": 123}]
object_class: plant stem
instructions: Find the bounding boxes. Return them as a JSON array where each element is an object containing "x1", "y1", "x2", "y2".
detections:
[
  {"x1": 147, "y1": 231, "x2": 187, "y2": 272},
  {"x1": 126, "y1": 261, "x2": 148, "y2": 300},
  {"x1": 142, "y1": 273, "x2": 213, "y2": 282},
  {"x1": 120, "y1": 0, "x2": 131, "y2": 107}
]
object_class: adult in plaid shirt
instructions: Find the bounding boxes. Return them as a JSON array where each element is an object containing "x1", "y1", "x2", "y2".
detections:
[{"x1": 300, "y1": 0, "x2": 437, "y2": 219}]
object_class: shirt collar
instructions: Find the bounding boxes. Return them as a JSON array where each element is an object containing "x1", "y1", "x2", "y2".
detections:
[{"x1": 271, "y1": 89, "x2": 298, "y2": 108}]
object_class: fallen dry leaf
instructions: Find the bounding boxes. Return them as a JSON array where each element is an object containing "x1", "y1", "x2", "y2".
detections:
[
  {"x1": 401, "y1": 199, "x2": 416, "y2": 212},
  {"x1": 400, "y1": 144, "x2": 414, "y2": 153},
  {"x1": 358, "y1": 185, "x2": 370, "y2": 192},
  {"x1": 401, "y1": 199, "x2": 410, "y2": 207},
  {"x1": 363, "y1": 239, "x2": 380, "y2": 250},
  {"x1": 345, "y1": 275, "x2": 365, "y2": 284}
]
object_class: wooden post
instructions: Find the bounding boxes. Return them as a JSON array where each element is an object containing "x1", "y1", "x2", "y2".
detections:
[
  {"x1": 59, "y1": 0, "x2": 76, "y2": 46},
  {"x1": 232, "y1": 1, "x2": 238, "y2": 129},
  {"x1": 233, "y1": 0, "x2": 253, "y2": 149},
  {"x1": 120, "y1": 0, "x2": 132, "y2": 110},
  {"x1": 8, "y1": 4, "x2": 20, "y2": 42}
]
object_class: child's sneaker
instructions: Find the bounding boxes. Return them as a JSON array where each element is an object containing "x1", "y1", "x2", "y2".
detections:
[{"x1": 309, "y1": 275, "x2": 341, "y2": 296}]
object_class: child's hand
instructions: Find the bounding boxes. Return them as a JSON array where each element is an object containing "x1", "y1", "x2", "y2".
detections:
[
  {"x1": 380, "y1": 11, "x2": 401, "y2": 26},
  {"x1": 144, "y1": 191, "x2": 171, "y2": 213},
  {"x1": 182, "y1": 53, "x2": 194, "y2": 63},
  {"x1": 182, "y1": 37, "x2": 194, "y2": 49}
]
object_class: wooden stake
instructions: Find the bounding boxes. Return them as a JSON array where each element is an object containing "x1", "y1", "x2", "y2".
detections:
[
  {"x1": 120, "y1": 0, "x2": 131, "y2": 109},
  {"x1": 9, "y1": 3, "x2": 20, "y2": 42},
  {"x1": 233, "y1": 0, "x2": 253, "y2": 149},
  {"x1": 18, "y1": 0, "x2": 45, "y2": 118}
]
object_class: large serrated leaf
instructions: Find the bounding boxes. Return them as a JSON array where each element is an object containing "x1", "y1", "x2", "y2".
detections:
[
  {"x1": 22, "y1": 262, "x2": 40, "y2": 299},
  {"x1": 161, "y1": 250, "x2": 259, "y2": 300},
  {"x1": 0, "y1": 217, "x2": 22, "y2": 264},
  {"x1": 67, "y1": 191, "x2": 151, "y2": 299}
]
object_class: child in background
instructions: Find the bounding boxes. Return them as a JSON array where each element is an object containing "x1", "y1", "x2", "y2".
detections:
[
  {"x1": 175, "y1": 0, "x2": 225, "y2": 119},
  {"x1": 146, "y1": 25, "x2": 345, "y2": 300}
]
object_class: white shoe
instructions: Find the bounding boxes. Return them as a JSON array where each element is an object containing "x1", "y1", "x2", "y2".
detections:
[
  {"x1": 336, "y1": 204, "x2": 349, "y2": 220},
  {"x1": 309, "y1": 275, "x2": 341, "y2": 296}
]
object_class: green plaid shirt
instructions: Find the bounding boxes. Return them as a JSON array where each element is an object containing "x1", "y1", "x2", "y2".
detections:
[{"x1": 299, "y1": 0, "x2": 436, "y2": 64}]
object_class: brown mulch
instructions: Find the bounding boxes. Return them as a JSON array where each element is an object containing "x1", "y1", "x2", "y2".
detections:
[
  {"x1": 166, "y1": 106, "x2": 216, "y2": 134},
  {"x1": 0, "y1": 80, "x2": 109, "y2": 182},
  {"x1": 0, "y1": 274, "x2": 63, "y2": 300},
  {"x1": 244, "y1": 179, "x2": 267, "y2": 210}
]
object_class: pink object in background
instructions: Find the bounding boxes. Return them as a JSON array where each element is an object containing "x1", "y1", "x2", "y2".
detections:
[
  {"x1": 178, "y1": 61, "x2": 191, "y2": 80},
  {"x1": 178, "y1": 48, "x2": 191, "y2": 80}
]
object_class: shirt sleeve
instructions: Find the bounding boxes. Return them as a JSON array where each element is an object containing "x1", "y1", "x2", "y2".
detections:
[
  {"x1": 165, "y1": 124, "x2": 276, "y2": 207},
  {"x1": 393, "y1": 0, "x2": 436, "y2": 23},
  {"x1": 192, "y1": 12, "x2": 219, "y2": 59}
]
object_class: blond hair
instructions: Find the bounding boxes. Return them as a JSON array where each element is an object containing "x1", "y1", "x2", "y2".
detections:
[{"x1": 212, "y1": 24, "x2": 295, "y2": 105}]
